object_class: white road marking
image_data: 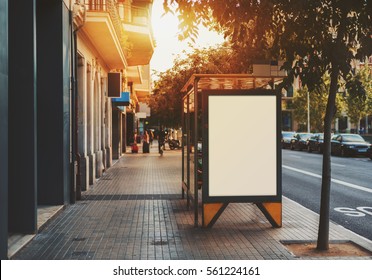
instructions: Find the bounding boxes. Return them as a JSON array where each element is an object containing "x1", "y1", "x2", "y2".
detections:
[
  {"x1": 353, "y1": 158, "x2": 370, "y2": 162},
  {"x1": 282, "y1": 165, "x2": 372, "y2": 194},
  {"x1": 331, "y1": 163, "x2": 345, "y2": 167},
  {"x1": 290, "y1": 155, "x2": 301, "y2": 159}
]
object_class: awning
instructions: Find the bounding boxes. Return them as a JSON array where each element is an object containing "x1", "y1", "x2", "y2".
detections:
[{"x1": 111, "y1": 92, "x2": 130, "y2": 106}]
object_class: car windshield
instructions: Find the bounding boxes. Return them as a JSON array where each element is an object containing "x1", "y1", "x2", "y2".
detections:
[
  {"x1": 317, "y1": 134, "x2": 324, "y2": 140},
  {"x1": 342, "y1": 135, "x2": 365, "y2": 142},
  {"x1": 299, "y1": 134, "x2": 312, "y2": 139},
  {"x1": 282, "y1": 132, "x2": 294, "y2": 137}
]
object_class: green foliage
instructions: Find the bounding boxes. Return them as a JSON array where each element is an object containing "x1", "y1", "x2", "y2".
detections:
[
  {"x1": 358, "y1": 65, "x2": 372, "y2": 116},
  {"x1": 345, "y1": 64, "x2": 372, "y2": 127},
  {"x1": 293, "y1": 75, "x2": 345, "y2": 132},
  {"x1": 164, "y1": 0, "x2": 372, "y2": 87},
  {"x1": 148, "y1": 43, "x2": 251, "y2": 127},
  {"x1": 165, "y1": 0, "x2": 280, "y2": 60},
  {"x1": 293, "y1": 87, "x2": 327, "y2": 132}
]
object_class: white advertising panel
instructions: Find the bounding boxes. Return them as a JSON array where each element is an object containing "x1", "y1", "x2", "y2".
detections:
[
  {"x1": 208, "y1": 95, "x2": 277, "y2": 197},
  {"x1": 135, "y1": 112, "x2": 147, "y2": 119}
]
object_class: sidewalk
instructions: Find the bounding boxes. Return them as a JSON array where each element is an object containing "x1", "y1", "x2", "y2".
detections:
[{"x1": 11, "y1": 143, "x2": 372, "y2": 260}]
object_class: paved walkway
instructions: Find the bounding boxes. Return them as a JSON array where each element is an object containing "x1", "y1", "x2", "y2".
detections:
[{"x1": 11, "y1": 143, "x2": 372, "y2": 260}]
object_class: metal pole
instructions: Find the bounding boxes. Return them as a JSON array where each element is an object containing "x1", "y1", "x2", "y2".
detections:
[
  {"x1": 194, "y1": 78, "x2": 199, "y2": 227},
  {"x1": 186, "y1": 95, "x2": 190, "y2": 209},
  {"x1": 70, "y1": 10, "x2": 77, "y2": 204},
  {"x1": 365, "y1": 115, "x2": 368, "y2": 134},
  {"x1": 307, "y1": 90, "x2": 310, "y2": 133},
  {"x1": 181, "y1": 98, "x2": 184, "y2": 199}
]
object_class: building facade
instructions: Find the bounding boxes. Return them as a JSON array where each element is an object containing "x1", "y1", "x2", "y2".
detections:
[
  {"x1": 0, "y1": 0, "x2": 154, "y2": 259},
  {"x1": 0, "y1": 0, "x2": 8, "y2": 260}
]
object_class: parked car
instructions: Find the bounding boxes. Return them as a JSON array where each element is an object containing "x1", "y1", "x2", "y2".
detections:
[
  {"x1": 331, "y1": 134, "x2": 371, "y2": 157},
  {"x1": 306, "y1": 133, "x2": 324, "y2": 153},
  {"x1": 290, "y1": 133, "x2": 313, "y2": 151},
  {"x1": 281, "y1": 131, "x2": 296, "y2": 149},
  {"x1": 368, "y1": 146, "x2": 372, "y2": 160}
]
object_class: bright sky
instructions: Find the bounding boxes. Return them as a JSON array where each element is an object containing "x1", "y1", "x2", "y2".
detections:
[{"x1": 150, "y1": 0, "x2": 225, "y2": 77}]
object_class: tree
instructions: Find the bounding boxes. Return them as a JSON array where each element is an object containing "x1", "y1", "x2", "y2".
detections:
[
  {"x1": 364, "y1": 65, "x2": 372, "y2": 116},
  {"x1": 293, "y1": 75, "x2": 345, "y2": 132},
  {"x1": 164, "y1": 0, "x2": 372, "y2": 250},
  {"x1": 345, "y1": 74, "x2": 367, "y2": 132},
  {"x1": 345, "y1": 64, "x2": 372, "y2": 131},
  {"x1": 293, "y1": 86, "x2": 328, "y2": 132},
  {"x1": 148, "y1": 43, "x2": 250, "y2": 127}
]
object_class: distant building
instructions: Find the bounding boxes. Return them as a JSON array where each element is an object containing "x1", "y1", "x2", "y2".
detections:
[
  {"x1": 75, "y1": 0, "x2": 154, "y2": 189},
  {"x1": 0, "y1": 0, "x2": 154, "y2": 259}
]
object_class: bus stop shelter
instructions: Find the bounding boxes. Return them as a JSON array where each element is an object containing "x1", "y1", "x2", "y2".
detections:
[{"x1": 181, "y1": 74, "x2": 283, "y2": 228}]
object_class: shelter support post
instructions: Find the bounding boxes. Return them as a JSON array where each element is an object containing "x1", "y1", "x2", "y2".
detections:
[
  {"x1": 202, "y1": 203, "x2": 229, "y2": 228},
  {"x1": 256, "y1": 202, "x2": 282, "y2": 228}
]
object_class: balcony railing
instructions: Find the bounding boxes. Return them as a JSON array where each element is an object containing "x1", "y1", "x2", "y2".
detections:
[
  {"x1": 118, "y1": 3, "x2": 154, "y2": 47},
  {"x1": 119, "y1": 4, "x2": 150, "y2": 26},
  {"x1": 83, "y1": 0, "x2": 130, "y2": 56},
  {"x1": 84, "y1": 0, "x2": 109, "y2": 12},
  {"x1": 84, "y1": 1, "x2": 150, "y2": 25},
  {"x1": 83, "y1": 0, "x2": 154, "y2": 64}
]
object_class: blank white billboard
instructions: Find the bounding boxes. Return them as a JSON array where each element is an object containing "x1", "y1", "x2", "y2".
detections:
[{"x1": 208, "y1": 95, "x2": 277, "y2": 197}]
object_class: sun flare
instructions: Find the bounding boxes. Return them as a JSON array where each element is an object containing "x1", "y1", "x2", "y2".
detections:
[{"x1": 150, "y1": 0, "x2": 225, "y2": 75}]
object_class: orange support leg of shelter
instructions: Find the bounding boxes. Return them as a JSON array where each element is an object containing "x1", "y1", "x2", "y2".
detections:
[
  {"x1": 256, "y1": 202, "x2": 282, "y2": 228},
  {"x1": 203, "y1": 203, "x2": 229, "y2": 227},
  {"x1": 203, "y1": 202, "x2": 282, "y2": 228}
]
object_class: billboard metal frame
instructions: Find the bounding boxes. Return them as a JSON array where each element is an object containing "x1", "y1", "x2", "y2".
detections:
[{"x1": 202, "y1": 90, "x2": 282, "y2": 203}]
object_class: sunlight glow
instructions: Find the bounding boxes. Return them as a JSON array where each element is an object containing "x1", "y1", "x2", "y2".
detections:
[{"x1": 150, "y1": 0, "x2": 225, "y2": 76}]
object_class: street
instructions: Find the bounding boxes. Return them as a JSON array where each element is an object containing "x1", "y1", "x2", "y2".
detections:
[{"x1": 282, "y1": 149, "x2": 372, "y2": 241}]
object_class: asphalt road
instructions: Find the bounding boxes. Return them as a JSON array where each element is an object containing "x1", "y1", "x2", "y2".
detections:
[{"x1": 282, "y1": 148, "x2": 372, "y2": 241}]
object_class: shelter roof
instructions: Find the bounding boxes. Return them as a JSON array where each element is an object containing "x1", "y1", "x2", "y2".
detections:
[{"x1": 181, "y1": 74, "x2": 284, "y2": 93}]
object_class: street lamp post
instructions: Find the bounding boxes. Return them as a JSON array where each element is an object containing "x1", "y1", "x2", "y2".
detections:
[{"x1": 307, "y1": 90, "x2": 310, "y2": 133}]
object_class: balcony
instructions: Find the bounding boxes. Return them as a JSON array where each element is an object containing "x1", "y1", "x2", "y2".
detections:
[
  {"x1": 118, "y1": 3, "x2": 155, "y2": 66},
  {"x1": 126, "y1": 65, "x2": 151, "y2": 103},
  {"x1": 81, "y1": 0, "x2": 129, "y2": 69},
  {"x1": 134, "y1": 65, "x2": 151, "y2": 102},
  {"x1": 134, "y1": 80, "x2": 151, "y2": 102},
  {"x1": 126, "y1": 65, "x2": 143, "y2": 84}
]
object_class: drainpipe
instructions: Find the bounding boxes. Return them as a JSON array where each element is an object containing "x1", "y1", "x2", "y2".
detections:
[{"x1": 69, "y1": 8, "x2": 77, "y2": 203}]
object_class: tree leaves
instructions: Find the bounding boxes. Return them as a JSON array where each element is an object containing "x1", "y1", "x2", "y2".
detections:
[
  {"x1": 148, "y1": 42, "x2": 251, "y2": 127},
  {"x1": 345, "y1": 64, "x2": 372, "y2": 127},
  {"x1": 293, "y1": 75, "x2": 345, "y2": 132}
]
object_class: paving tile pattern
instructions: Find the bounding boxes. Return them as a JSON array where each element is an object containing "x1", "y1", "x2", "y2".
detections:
[{"x1": 12, "y1": 146, "x2": 372, "y2": 260}]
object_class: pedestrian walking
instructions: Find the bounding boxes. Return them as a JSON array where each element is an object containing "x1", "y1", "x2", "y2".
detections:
[
  {"x1": 131, "y1": 130, "x2": 139, "y2": 153},
  {"x1": 158, "y1": 126, "x2": 166, "y2": 155},
  {"x1": 143, "y1": 130, "x2": 150, "y2": 153},
  {"x1": 149, "y1": 130, "x2": 154, "y2": 147}
]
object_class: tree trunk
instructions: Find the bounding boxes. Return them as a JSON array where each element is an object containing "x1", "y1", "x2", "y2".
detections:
[{"x1": 316, "y1": 63, "x2": 339, "y2": 250}]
